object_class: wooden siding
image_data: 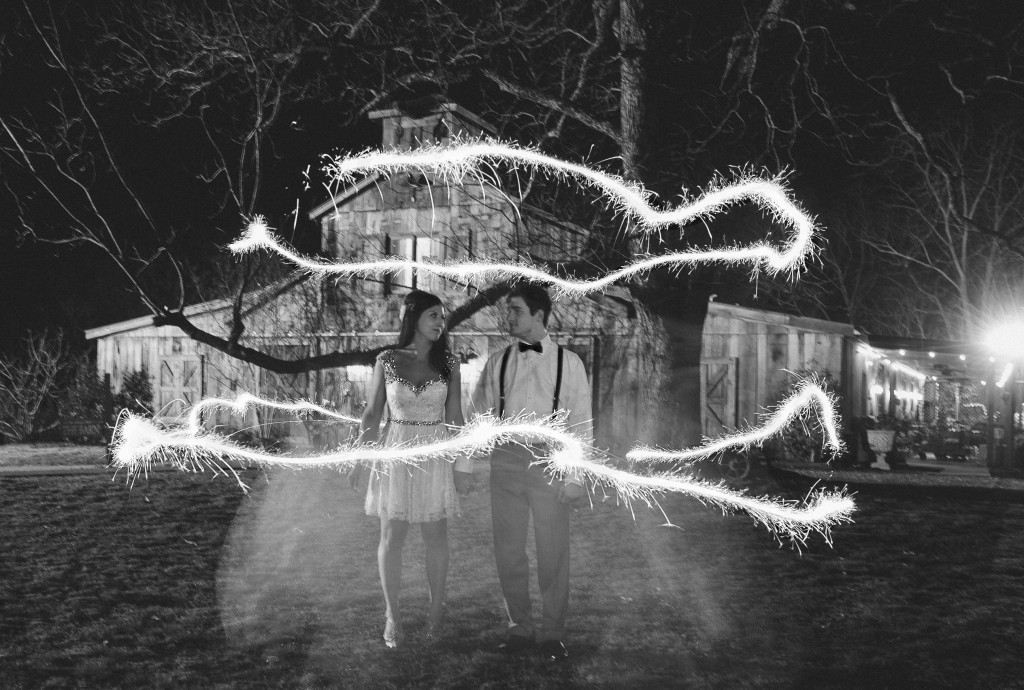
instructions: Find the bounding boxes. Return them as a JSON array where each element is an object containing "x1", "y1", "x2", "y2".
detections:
[{"x1": 701, "y1": 302, "x2": 852, "y2": 434}]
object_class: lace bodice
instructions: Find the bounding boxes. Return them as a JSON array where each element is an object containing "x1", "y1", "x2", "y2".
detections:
[
  {"x1": 365, "y1": 350, "x2": 461, "y2": 522},
  {"x1": 380, "y1": 350, "x2": 456, "y2": 423}
]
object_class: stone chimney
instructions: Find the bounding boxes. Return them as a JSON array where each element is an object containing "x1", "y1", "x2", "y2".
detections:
[{"x1": 368, "y1": 102, "x2": 496, "y2": 151}]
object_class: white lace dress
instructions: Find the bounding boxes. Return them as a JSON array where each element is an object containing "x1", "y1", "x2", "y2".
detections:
[{"x1": 364, "y1": 350, "x2": 460, "y2": 523}]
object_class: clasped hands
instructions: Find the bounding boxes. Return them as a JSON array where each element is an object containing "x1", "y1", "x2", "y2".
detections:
[
  {"x1": 350, "y1": 463, "x2": 581, "y2": 503},
  {"x1": 348, "y1": 463, "x2": 475, "y2": 495}
]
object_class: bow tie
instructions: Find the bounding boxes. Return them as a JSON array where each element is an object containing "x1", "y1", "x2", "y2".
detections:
[{"x1": 519, "y1": 341, "x2": 543, "y2": 354}]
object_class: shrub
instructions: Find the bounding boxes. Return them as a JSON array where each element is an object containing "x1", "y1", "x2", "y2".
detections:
[
  {"x1": 59, "y1": 364, "x2": 114, "y2": 444},
  {"x1": 63, "y1": 365, "x2": 110, "y2": 421},
  {"x1": 114, "y1": 368, "x2": 154, "y2": 417},
  {"x1": 0, "y1": 331, "x2": 73, "y2": 441}
]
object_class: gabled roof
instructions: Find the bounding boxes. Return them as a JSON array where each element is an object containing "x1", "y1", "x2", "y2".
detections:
[
  {"x1": 367, "y1": 102, "x2": 498, "y2": 136},
  {"x1": 84, "y1": 276, "x2": 308, "y2": 340},
  {"x1": 308, "y1": 173, "x2": 388, "y2": 219},
  {"x1": 311, "y1": 102, "x2": 499, "y2": 220}
]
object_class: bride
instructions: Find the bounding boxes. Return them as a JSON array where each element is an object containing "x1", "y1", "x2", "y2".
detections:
[{"x1": 349, "y1": 290, "x2": 472, "y2": 648}]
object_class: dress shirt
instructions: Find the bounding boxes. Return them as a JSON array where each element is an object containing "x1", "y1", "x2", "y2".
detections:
[{"x1": 469, "y1": 334, "x2": 594, "y2": 483}]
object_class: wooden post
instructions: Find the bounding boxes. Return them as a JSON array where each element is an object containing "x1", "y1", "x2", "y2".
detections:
[
  {"x1": 985, "y1": 364, "x2": 997, "y2": 475},
  {"x1": 591, "y1": 335, "x2": 601, "y2": 443},
  {"x1": 103, "y1": 373, "x2": 113, "y2": 463}
]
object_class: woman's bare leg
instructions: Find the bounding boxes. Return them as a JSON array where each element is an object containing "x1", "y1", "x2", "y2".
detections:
[
  {"x1": 421, "y1": 518, "x2": 450, "y2": 629},
  {"x1": 379, "y1": 518, "x2": 409, "y2": 642}
]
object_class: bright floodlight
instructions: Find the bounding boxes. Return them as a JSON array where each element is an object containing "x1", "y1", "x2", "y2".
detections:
[{"x1": 985, "y1": 322, "x2": 1024, "y2": 360}]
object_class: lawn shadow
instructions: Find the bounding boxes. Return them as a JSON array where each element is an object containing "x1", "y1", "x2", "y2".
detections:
[{"x1": 214, "y1": 468, "x2": 381, "y2": 673}]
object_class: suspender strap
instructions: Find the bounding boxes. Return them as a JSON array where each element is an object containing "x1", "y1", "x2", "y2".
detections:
[
  {"x1": 498, "y1": 343, "x2": 564, "y2": 417},
  {"x1": 552, "y1": 346, "x2": 564, "y2": 413},
  {"x1": 498, "y1": 345, "x2": 513, "y2": 418}
]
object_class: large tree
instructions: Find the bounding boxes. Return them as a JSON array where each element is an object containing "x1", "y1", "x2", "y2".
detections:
[{"x1": 6, "y1": 0, "x2": 1024, "y2": 444}]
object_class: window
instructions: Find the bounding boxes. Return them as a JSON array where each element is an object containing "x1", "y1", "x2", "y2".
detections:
[
  {"x1": 386, "y1": 234, "x2": 444, "y2": 292},
  {"x1": 323, "y1": 214, "x2": 339, "y2": 255}
]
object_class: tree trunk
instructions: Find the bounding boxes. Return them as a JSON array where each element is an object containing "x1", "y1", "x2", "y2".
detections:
[
  {"x1": 618, "y1": 0, "x2": 646, "y2": 183},
  {"x1": 616, "y1": 0, "x2": 706, "y2": 450}
]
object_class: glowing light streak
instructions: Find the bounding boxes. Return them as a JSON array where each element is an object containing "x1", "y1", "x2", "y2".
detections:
[
  {"x1": 112, "y1": 410, "x2": 854, "y2": 543},
  {"x1": 232, "y1": 218, "x2": 810, "y2": 296},
  {"x1": 113, "y1": 413, "x2": 571, "y2": 478},
  {"x1": 137, "y1": 142, "x2": 853, "y2": 543},
  {"x1": 625, "y1": 381, "x2": 842, "y2": 463},
  {"x1": 231, "y1": 142, "x2": 820, "y2": 291},
  {"x1": 183, "y1": 392, "x2": 361, "y2": 434},
  {"x1": 323, "y1": 141, "x2": 816, "y2": 269},
  {"x1": 894, "y1": 390, "x2": 923, "y2": 402},
  {"x1": 997, "y1": 363, "x2": 1014, "y2": 388}
]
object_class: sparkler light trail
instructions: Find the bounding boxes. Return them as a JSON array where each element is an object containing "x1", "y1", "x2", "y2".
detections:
[
  {"x1": 112, "y1": 389, "x2": 855, "y2": 543},
  {"x1": 231, "y1": 219, "x2": 810, "y2": 296},
  {"x1": 626, "y1": 380, "x2": 842, "y2": 463},
  {"x1": 230, "y1": 141, "x2": 820, "y2": 293},
  {"x1": 322, "y1": 139, "x2": 817, "y2": 274},
  {"x1": 113, "y1": 413, "x2": 582, "y2": 481},
  {"x1": 119, "y1": 140, "x2": 855, "y2": 544},
  {"x1": 182, "y1": 392, "x2": 361, "y2": 434}
]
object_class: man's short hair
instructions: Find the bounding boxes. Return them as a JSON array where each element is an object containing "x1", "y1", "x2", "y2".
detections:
[{"x1": 508, "y1": 283, "x2": 552, "y2": 326}]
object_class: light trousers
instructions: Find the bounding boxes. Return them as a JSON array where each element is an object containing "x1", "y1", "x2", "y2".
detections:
[{"x1": 490, "y1": 443, "x2": 571, "y2": 642}]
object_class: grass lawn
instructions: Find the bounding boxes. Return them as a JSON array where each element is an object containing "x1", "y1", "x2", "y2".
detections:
[
  {"x1": 0, "y1": 443, "x2": 107, "y2": 468},
  {"x1": 3, "y1": 458, "x2": 1024, "y2": 688}
]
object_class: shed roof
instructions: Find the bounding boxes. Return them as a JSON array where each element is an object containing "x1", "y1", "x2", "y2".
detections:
[{"x1": 707, "y1": 301, "x2": 856, "y2": 336}]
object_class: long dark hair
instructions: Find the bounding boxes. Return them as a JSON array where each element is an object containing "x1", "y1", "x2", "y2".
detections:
[{"x1": 394, "y1": 290, "x2": 453, "y2": 377}]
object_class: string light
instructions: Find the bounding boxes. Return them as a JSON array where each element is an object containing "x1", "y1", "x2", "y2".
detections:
[{"x1": 891, "y1": 361, "x2": 926, "y2": 381}]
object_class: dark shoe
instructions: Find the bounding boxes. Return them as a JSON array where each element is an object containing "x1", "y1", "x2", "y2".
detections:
[
  {"x1": 538, "y1": 639, "x2": 569, "y2": 662},
  {"x1": 497, "y1": 635, "x2": 534, "y2": 654}
]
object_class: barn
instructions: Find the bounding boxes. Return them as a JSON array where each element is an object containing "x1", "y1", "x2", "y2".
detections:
[
  {"x1": 86, "y1": 103, "x2": 646, "y2": 453},
  {"x1": 700, "y1": 300, "x2": 926, "y2": 463}
]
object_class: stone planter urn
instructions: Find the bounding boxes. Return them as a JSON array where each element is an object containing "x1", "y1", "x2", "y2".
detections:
[{"x1": 866, "y1": 430, "x2": 896, "y2": 471}]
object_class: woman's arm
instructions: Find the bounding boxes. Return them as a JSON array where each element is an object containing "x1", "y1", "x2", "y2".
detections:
[
  {"x1": 358, "y1": 358, "x2": 388, "y2": 444},
  {"x1": 446, "y1": 363, "x2": 473, "y2": 492},
  {"x1": 445, "y1": 364, "x2": 465, "y2": 428},
  {"x1": 350, "y1": 358, "x2": 387, "y2": 491}
]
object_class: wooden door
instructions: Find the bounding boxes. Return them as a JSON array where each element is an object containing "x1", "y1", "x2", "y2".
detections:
[
  {"x1": 701, "y1": 358, "x2": 737, "y2": 437},
  {"x1": 156, "y1": 357, "x2": 201, "y2": 420}
]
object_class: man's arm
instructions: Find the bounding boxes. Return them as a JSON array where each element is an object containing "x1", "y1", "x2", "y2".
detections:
[
  {"x1": 558, "y1": 353, "x2": 593, "y2": 498},
  {"x1": 468, "y1": 355, "x2": 495, "y2": 421},
  {"x1": 445, "y1": 364, "x2": 474, "y2": 480},
  {"x1": 563, "y1": 355, "x2": 594, "y2": 445},
  {"x1": 458, "y1": 355, "x2": 497, "y2": 474}
]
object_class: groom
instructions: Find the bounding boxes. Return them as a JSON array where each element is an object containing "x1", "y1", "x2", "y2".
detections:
[{"x1": 471, "y1": 283, "x2": 593, "y2": 662}]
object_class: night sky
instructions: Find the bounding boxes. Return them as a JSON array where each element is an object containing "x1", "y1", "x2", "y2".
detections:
[{"x1": 2, "y1": 0, "x2": 1022, "y2": 356}]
